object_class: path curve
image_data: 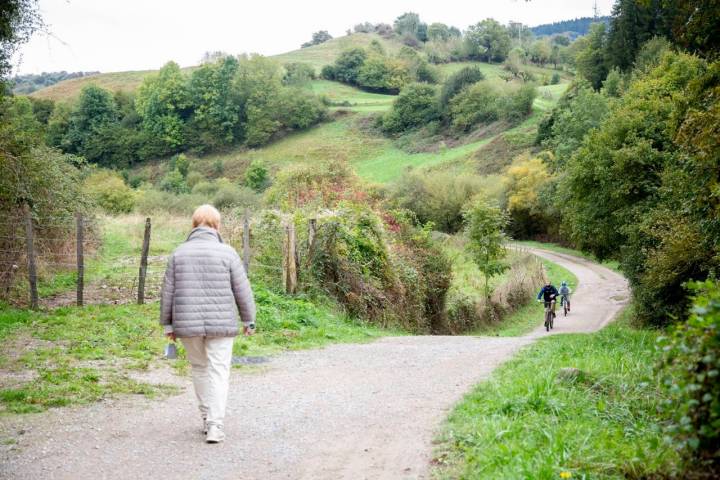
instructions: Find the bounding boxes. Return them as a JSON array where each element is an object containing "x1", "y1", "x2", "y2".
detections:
[{"x1": 0, "y1": 248, "x2": 628, "y2": 480}]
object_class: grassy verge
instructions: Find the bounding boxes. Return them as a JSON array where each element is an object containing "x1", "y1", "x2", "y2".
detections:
[
  {"x1": 514, "y1": 240, "x2": 621, "y2": 273},
  {"x1": 0, "y1": 283, "x2": 392, "y2": 415},
  {"x1": 475, "y1": 258, "x2": 578, "y2": 337},
  {"x1": 433, "y1": 307, "x2": 678, "y2": 479}
]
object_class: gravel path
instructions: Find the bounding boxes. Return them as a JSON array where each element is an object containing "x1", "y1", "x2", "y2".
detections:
[{"x1": 0, "y1": 248, "x2": 628, "y2": 480}]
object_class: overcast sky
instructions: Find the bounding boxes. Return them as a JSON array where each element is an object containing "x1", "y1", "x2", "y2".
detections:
[{"x1": 13, "y1": 0, "x2": 615, "y2": 75}]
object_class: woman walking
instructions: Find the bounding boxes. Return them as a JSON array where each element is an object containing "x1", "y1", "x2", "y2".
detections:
[{"x1": 160, "y1": 204, "x2": 256, "y2": 443}]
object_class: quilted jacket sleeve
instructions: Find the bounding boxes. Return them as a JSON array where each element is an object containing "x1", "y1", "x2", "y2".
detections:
[
  {"x1": 230, "y1": 253, "x2": 256, "y2": 326},
  {"x1": 159, "y1": 254, "x2": 175, "y2": 326}
]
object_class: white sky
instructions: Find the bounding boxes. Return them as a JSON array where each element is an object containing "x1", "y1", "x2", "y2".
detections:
[{"x1": 13, "y1": 0, "x2": 615, "y2": 75}]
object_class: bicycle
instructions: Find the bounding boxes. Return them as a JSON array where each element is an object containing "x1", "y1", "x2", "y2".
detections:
[
  {"x1": 543, "y1": 297, "x2": 557, "y2": 331},
  {"x1": 561, "y1": 294, "x2": 570, "y2": 317}
]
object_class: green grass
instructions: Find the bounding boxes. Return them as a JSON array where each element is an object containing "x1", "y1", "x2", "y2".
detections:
[
  {"x1": 271, "y1": 33, "x2": 404, "y2": 71},
  {"x1": 476, "y1": 259, "x2": 578, "y2": 337},
  {"x1": 436, "y1": 61, "x2": 573, "y2": 85},
  {"x1": 191, "y1": 112, "x2": 498, "y2": 184},
  {"x1": 514, "y1": 240, "x2": 621, "y2": 273},
  {"x1": 0, "y1": 282, "x2": 392, "y2": 414},
  {"x1": 434, "y1": 307, "x2": 679, "y2": 479},
  {"x1": 310, "y1": 79, "x2": 395, "y2": 111}
]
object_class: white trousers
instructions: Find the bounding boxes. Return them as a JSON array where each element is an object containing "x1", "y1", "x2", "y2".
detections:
[{"x1": 180, "y1": 336, "x2": 235, "y2": 427}]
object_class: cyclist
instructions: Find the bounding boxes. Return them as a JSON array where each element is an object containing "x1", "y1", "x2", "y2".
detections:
[
  {"x1": 559, "y1": 280, "x2": 572, "y2": 312},
  {"x1": 537, "y1": 281, "x2": 559, "y2": 318}
]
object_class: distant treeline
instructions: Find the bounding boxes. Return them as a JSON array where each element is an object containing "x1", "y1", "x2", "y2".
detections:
[
  {"x1": 11, "y1": 71, "x2": 99, "y2": 94},
  {"x1": 530, "y1": 16, "x2": 610, "y2": 37}
]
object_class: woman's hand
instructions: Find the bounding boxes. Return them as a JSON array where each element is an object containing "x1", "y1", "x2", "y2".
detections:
[
  {"x1": 165, "y1": 332, "x2": 176, "y2": 342},
  {"x1": 242, "y1": 324, "x2": 255, "y2": 336}
]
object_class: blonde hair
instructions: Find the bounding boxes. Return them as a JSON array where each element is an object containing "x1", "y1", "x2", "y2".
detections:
[{"x1": 191, "y1": 204, "x2": 221, "y2": 230}]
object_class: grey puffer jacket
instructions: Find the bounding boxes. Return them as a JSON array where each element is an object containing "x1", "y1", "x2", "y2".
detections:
[{"x1": 160, "y1": 227, "x2": 256, "y2": 338}]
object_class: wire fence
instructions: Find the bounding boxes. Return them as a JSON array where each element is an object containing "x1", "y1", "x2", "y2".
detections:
[{"x1": 1, "y1": 207, "x2": 311, "y2": 309}]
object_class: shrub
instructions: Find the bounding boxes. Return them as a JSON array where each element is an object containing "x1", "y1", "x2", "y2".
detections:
[
  {"x1": 496, "y1": 84, "x2": 537, "y2": 124},
  {"x1": 550, "y1": 72, "x2": 561, "y2": 85},
  {"x1": 244, "y1": 159, "x2": 270, "y2": 192},
  {"x1": 191, "y1": 180, "x2": 219, "y2": 196},
  {"x1": 160, "y1": 168, "x2": 189, "y2": 194},
  {"x1": 320, "y1": 64, "x2": 336, "y2": 80},
  {"x1": 278, "y1": 88, "x2": 326, "y2": 129},
  {"x1": 283, "y1": 62, "x2": 316, "y2": 85},
  {"x1": 449, "y1": 82, "x2": 499, "y2": 130},
  {"x1": 83, "y1": 170, "x2": 135, "y2": 214},
  {"x1": 212, "y1": 180, "x2": 260, "y2": 211},
  {"x1": 439, "y1": 66, "x2": 485, "y2": 109},
  {"x1": 135, "y1": 189, "x2": 209, "y2": 215},
  {"x1": 389, "y1": 171, "x2": 488, "y2": 233},
  {"x1": 186, "y1": 171, "x2": 204, "y2": 190},
  {"x1": 264, "y1": 160, "x2": 358, "y2": 210},
  {"x1": 382, "y1": 83, "x2": 439, "y2": 133},
  {"x1": 659, "y1": 281, "x2": 720, "y2": 476},
  {"x1": 310, "y1": 205, "x2": 451, "y2": 332}
]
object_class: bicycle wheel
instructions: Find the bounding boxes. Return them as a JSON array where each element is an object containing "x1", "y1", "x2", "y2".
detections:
[
  {"x1": 550, "y1": 312, "x2": 555, "y2": 329},
  {"x1": 545, "y1": 311, "x2": 551, "y2": 331},
  {"x1": 564, "y1": 303, "x2": 568, "y2": 316}
]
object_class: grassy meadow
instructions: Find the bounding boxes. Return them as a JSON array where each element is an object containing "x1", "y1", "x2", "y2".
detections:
[{"x1": 433, "y1": 307, "x2": 678, "y2": 479}]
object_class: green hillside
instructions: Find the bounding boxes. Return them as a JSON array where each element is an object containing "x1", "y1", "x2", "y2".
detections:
[
  {"x1": 271, "y1": 32, "x2": 403, "y2": 70},
  {"x1": 137, "y1": 82, "x2": 566, "y2": 187},
  {"x1": 30, "y1": 33, "x2": 403, "y2": 102}
]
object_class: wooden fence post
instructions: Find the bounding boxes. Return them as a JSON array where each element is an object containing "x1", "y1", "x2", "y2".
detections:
[
  {"x1": 283, "y1": 221, "x2": 297, "y2": 294},
  {"x1": 76, "y1": 212, "x2": 84, "y2": 307},
  {"x1": 137, "y1": 217, "x2": 151, "y2": 305},
  {"x1": 24, "y1": 204, "x2": 38, "y2": 309},
  {"x1": 243, "y1": 209, "x2": 250, "y2": 274}
]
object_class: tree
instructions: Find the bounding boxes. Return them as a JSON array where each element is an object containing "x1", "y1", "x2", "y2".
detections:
[
  {"x1": 135, "y1": 61, "x2": 191, "y2": 152},
  {"x1": 302, "y1": 30, "x2": 333, "y2": 48},
  {"x1": 0, "y1": 0, "x2": 41, "y2": 89},
  {"x1": 464, "y1": 200, "x2": 509, "y2": 299},
  {"x1": 606, "y1": 0, "x2": 668, "y2": 71},
  {"x1": 188, "y1": 56, "x2": 241, "y2": 148},
  {"x1": 529, "y1": 39, "x2": 551, "y2": 66},
  {"x1": 327, "y1": 48, "x2": 367, "y2": 84},
  {"x1": 558, "y1": 52, "x2": 715, "y2": 326},
  {"x1": 63, "y1": 84, "x2": 120, "y2": 165},
  {"x1": 234, "y1": 55, "x2": 284, "y2": 147},
  {"x1": 427, "y1": 23, "x2": 451, "y2": 41},
  {"x1": 394, "y1": 12, "x2": 422, "y2": 38},
  {"x1": 575, "y1": 23, "x2": 609, "y2": 89},
  {"x1": 465, "y1": 19, "x2": 512, "y2": 62},
  {"x1": 382, "y1": 83, "x2": 439, "y2": 133},
  {"x1": 543, "y1": 81, "x2": 610, "y2": 168},
  {"x1": 502, "y1": 154, "x2": 551, "y2": 238}
]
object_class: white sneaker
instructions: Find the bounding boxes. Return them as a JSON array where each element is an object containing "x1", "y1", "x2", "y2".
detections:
[{"x1": 206, "y1": 424, "x2": 225, "y2": 444}]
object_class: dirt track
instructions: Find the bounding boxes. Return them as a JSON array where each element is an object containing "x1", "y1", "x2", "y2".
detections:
[{"x1": 0, "y1": 248, "x2": 628, "y2": 480}]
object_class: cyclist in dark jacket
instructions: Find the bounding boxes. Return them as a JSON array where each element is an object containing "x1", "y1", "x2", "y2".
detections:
[{"x1": 537, "y1": 282, "x2": 559, "y2": 302}]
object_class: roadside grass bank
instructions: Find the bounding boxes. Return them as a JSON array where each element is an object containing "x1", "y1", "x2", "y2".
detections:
[
  {"x1": 0, "y1": 283, "x2": 390, "y2": 415},
  {"x1": 513, "y1": 240, "x2": 621, "y2": 273},
  {"x1": 433, "y1": 306, "x2": 679, "y2": 480}
]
